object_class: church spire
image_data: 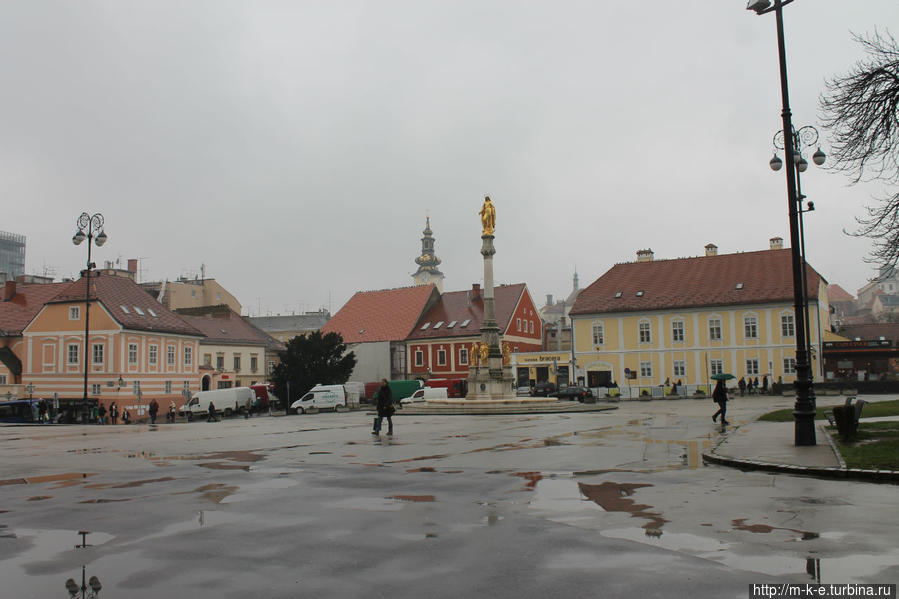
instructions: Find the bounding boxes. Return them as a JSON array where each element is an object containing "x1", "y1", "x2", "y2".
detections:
[{"x1": 413, "y1": 215, "x2": 444, "y2": 292}]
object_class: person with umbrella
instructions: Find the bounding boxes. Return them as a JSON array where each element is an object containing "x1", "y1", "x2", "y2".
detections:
[{"x1": 711, "y1": 374, "x2": 732, "y2": 428}]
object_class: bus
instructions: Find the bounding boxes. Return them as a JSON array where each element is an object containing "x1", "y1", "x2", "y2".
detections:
[{"x1": 0, "y1": 399, "x2": 41, "y2": 423}]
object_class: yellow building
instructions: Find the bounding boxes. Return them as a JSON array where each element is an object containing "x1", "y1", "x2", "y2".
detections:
[{"x1": 570, "y1": 244, "x2": 832, "y2": 394}]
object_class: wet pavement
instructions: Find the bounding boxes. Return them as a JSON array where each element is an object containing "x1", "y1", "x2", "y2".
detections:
[{"x1": 1, "y1": 396, "x2": 897, "y2": 598}]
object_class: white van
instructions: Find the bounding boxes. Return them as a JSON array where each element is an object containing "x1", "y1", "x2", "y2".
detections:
[
  {"x1": 290, "y1": 384, "x2": 347, "y2": 414},
  {"x1": 402, "y1": 387, "x2": 449, "y2": 404},
  {"x1": 343, "y1": 382, "x2": 364, "y2": 408},
  {"x1": 182, "y1": 387, "x2": 254, "y2": 417}
]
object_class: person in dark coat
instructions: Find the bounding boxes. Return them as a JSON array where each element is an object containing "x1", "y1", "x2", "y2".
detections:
[
  {"x1": 373, "y1": 379, "x2": 394, "y2": 436},
  {"x1": 738, "y1": 377, "x2": 746, "y2": 397},
  {"x1": 712, "y1": 380, "x2": 729, "y2": 427},
  {"x1": 149, "y1": 399, "x2": 159, "y2": 424},
  {"x1": 207, "y1": 401, "x2": 217, "y2": 423}
]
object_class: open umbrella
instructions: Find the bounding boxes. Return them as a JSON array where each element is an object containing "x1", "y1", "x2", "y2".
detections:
[{"x1": 710, "y1": 373, "x2": 735, "y2": 381}]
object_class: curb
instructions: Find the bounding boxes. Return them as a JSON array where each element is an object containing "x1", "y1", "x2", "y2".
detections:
[{"x1": 701, "y1": 425, "x2": 899, "y2": 483}]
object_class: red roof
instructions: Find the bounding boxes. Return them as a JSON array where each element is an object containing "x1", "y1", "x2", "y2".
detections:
[
  {"x1": 0, "y1": 282, "x2": 71, "y2": 336},
  {"x1": 46, "y1": 272, "x2": 203, "y2": 337},
  {"x1": 834, "y1": 322, "x2": 899, "y2": 341},
  {"x1": 828, "y1": 284, "x2": 855, "y2": 302},
  {"x1": 322, "y1": 285, "x2": 439, "y2": 344},
  {"x1": 179, "y1": 310, "x2": 285, "y2": 350},
  {"x1": 407, "y1": 284, "x2": 527, "y2": 340},
  {"x1": 571, "y1": 248, "x2": 826, "y2": 315}
]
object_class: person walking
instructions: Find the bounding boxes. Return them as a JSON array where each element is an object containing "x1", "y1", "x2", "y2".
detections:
[
  {"x1": 761, "y1": 375, "x2": 769, "y2": 395},
  {"x1": 110, "y1": 402, "x2": 119, "y2": 425},
  {"x1": 245, "y1": 396, "x2": 252, "y2": 419},
  {"x1": 372, "y1": 379, "x2": 394, "y2": 437},
  {"x1": 712, "y1": 380, "x2": 729, "y2": 428},
  {"x1": 149, "y1": 399, "x2": 159, "y2": 424},
  {"x1": 738, "y1": 377, "x2": 746, "y2": 397},
  {"x1": 122, "y1": 408, "x2": 131, "y2": 424},
  {"x1": 98, "y1": 404, "x2": 107, "y2": 425},
  {"x1": 207, "y1": 401, "x2": 217, "y2": 423},
  {"x1": 168, "y1": 401, "x2": 176, "y2": 423}
]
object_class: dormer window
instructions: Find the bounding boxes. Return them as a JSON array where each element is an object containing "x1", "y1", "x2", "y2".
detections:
[
  {"x1": 421, "y1": 322, "x2": 430, "y2": 330},
  {"x1": 133, "y1": 306, "x2": 145, "y2": 316},
  {"x1": 736, "y1": 283, "x2": 744, "y2": 290},
  {"x1": 147, "y1": 308, "x2": 158, "y2": 317},
  {"x1": 120, "y1": 305, "x2": 130, "y2": 314},
  {"x1": 614, "y1": 291, "x2": 622, "y2": 298},
  {"x1": 434, "y1": 321, "x2": 444, "y2": 329},
  {"x1": 636, "y1": 291, "x2": 644, "y2": 297},
  {"x1": 460, "y1": 319, "x2": 471, "y2": 327},
  {"x1": 447, "y1": 321, "x2": 457, "y2": 328}
]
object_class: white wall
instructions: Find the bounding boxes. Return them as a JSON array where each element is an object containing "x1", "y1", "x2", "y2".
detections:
[{"x1": 347, "y1": 341, "x2": 391, "y2": 383}]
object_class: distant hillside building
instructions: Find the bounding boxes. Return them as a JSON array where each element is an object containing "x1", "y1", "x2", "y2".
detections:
[
  {"x1": 247, "y1": 310, "x2": 331, "y2": 343},
  {"x1": 141, "y1": 265, "x2": 241, "y2": 314}
]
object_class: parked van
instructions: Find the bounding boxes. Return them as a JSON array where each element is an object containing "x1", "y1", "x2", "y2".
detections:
[
  {"x1": 364, "y1": 379, "x2": 423, "y2": 404},
  {"x1": 402, "y1": 387, "x2": 449, "y2": 403},
  {"x1": 426, "y1": 378, "x2": 468, "y2": 398},
  {"x1": 250, "y1": 384, "x2": 279, "y2": 410},
  {"x1": 290, "y1": 384, "x2": 347, "y2": 414},
  {"x1": 182, "y1": 387, "x2": 255, "y2": 417}
]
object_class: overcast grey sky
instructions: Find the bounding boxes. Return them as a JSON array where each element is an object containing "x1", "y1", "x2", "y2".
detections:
[{"x1": 3, "y1": 1, "x2": 896, "y2": 316}]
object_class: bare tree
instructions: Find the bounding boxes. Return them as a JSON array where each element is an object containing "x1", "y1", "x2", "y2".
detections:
[{"x1": 820, "y1": 29, "x2": 899, "y2": 267}]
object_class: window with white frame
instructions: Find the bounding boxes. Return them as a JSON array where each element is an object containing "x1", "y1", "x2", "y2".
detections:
[
  {"x1": 437, "y1": 348, "x2": 446, "y2": 366},
  {"x1": 746, "y1": 358, "x2": 759, "y2": 375},
  {"x1": 709, "y1": 318, "x2": 722, "y2": 341},
  {"x1": 672, "y1": 320, "x2": 684, "y2": 343},
  {"x1": 91, "y1": 383, "x2": 101, "y2": 395},
  {"x1": 183, "y1": 381, "x2": 190, "y2": 392},
  {"x1": 250, "y1": 355, "x2": 257, "y2": 372},
  {"x1": 415, "y1": 350, "x2": 424, "y2": 367},
  {"x1": 68, "y1": 344, "x2": 79, "y2": 364},
  {"x1": 640, "y1": 361, "x2": 652, "y2": 377},
  {"x1": 0, "y1": 374, "x2": 6, "y2": 385},
  {"x1": 516, "y1": 318, "x2": 521, "y2": 332},
  {"x1": 69, "y1": 306, "x2": 80, "y2": 320},
  {"x1": 783, "y1": 357, "x2": 796, "y2": 374},
  {"x1": 185, "y1": 346, "x2": 193, "y2": 366},
  {"x1": 710, "y1": 359, "x2": 724, "y2": 375},
  {"x1": 149, "y1": 345, "x2": 158, "y2": 365},
  {"x1": 673, "y1": 360, "x2": 686, "y2": 377},
  {"x1": 459, "y1": 347, "x2": 469, "y2": 365},
  {"x1": 128, "y1": 344, "x2": 138, "y2": 365},
  {"x1": 529, "y1": 321, "x2": 534, "y2": 334},
  {"x1": 592, "y1": 323, "x2": 604, "y2": 346},
  {"x1": 133, "y1": 380, "x2": 141, "y2": 396},
  {"x1": 781, "y1": 313, "x2": 795, "y2": 337},
  {"x1": 744, "y1": 316, "x2": 758, "y2": 339},
  {"x1": 92, "y1": 343, "x2": 104, "y2": 365},
  {"x1": 167, "y1": 346, "x2": 176, "y2": 366},
  {"x1": 216, "y1": 355, "x2": 224, "y2": 370},
  {"x1": 233, "y1": 355, "x2": 241, "y2": 371},
  {"x1": 165, "y1": 380, "x2": 172, "y2": 394},
  {"x1": 639, "y1": 321, "x2": 652, "y2": 343}
]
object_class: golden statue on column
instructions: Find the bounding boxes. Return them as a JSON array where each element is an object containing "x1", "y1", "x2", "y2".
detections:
[{"x1": 479, "y1": 196, "x2": 496, "y2": 235}]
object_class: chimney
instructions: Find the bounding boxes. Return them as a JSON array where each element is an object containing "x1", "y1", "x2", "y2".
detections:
[
  {"x1": 770, "y1": 237, "x2": 784, "y2": 250},
  {"x1": 2, "y1": 281, "x2": 15, "y2": 301},
  {"x1": 546, "y1": 294, "x2": 554, "y2": 306},
  {"x1": 128, "y1": 259, "x2": 138, "y2": 273},
  {"x1": 636, "y1": 249, "x2": 654, "y2": 263},
  {"x1": 471, "y1": 283, "x2": 481, "y2": 300},
  {"x1": 705, "y1": 243, "x2": 718, "y2": 257}
]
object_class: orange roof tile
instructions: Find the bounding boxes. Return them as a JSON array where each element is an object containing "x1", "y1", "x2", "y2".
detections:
[
  {"x1": 0, "y1": 282, "x2": 71, "y2": 336},
  {"x1": 828, "y1": 284, "x2": 855, "y2": 302},
  {"x1": 571, "y1": 248, "x2": 826, "y2": 315},
  {"x1": 322, "y1": 285, "x2": 439, "y2": 344}
]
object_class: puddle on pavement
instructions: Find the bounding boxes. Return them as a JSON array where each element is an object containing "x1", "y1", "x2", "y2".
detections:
[
  {"x1": 390, "y1": 495, "x2": 436, "y2": 502},
  {"x1": 732, "y1": 518, "x2": 819, "y2": 540},
  {"x1": 406, "y1": 467, "x2": 437, "y2": 473},
  {"x1": 329, "y1": 496, "x2": 405, "y2": 511},
  {"x1": 513, "y1": 471, "x2": 544, "y2": 490},
  {"x1": 219, "y1": 478, "x2": 297, "y2": 504},
  {"x1": 0, "y1": 472, "x2": 97, "y2": 488},
  {"x1": 578, "y1": 481, "x2": 667, "y2": 532},
  {"x1": 86, "y1": 476, "x2": 176, "y2": 490},
  {"x1": 384, "y1": 454, "x2": 449, "y2": 464}
]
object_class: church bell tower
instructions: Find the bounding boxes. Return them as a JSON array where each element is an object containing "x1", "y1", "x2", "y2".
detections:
[{"x1": 412, "y1": 216, "x2": 444, "y2": 292}]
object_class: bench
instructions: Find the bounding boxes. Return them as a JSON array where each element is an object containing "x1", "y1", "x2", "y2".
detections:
[{"x1": 827, "y1": 396, "x2": 866, "y2": 439}]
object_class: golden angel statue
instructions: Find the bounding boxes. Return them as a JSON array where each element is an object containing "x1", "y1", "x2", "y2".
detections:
[
  {"x1": 502, "y1": 342, "x2": 511, "y2": 365},
  {"x1": 479, "y1": 342, "x2": 489, "y2": 364},
  {"x1": 470, "y1": 342, "x2": 480, "y2": 366},
  {"x1": 479, "y1": 196, "x2": 496, "y2": 235}
]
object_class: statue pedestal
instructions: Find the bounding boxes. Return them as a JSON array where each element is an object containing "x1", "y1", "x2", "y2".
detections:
[{"x1": 467, "y1": 363, "x2": 516, "y2": 400}]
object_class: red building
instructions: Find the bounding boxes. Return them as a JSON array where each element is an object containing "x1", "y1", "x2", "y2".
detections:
[{"x1": 406, "y1": 283, "x2": 542, "y2": 380}]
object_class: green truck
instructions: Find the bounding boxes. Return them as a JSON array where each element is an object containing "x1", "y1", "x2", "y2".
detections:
[{"x1": 367, "y1": 379, "x2": 422, "y2": 404}]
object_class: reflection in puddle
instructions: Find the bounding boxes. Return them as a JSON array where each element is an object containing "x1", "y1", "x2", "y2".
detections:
[
  {"x1": 219, "y1": 478, "x2": 297, "y2": 504},
  {"x1": 329, "y1": 496, "x2": 405, "y2": 511},
  {"x1": 578, "y1": 481, "x2": 667, "y2": 533}
]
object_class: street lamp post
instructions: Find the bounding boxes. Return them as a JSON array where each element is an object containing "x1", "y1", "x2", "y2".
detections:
[
  {"x1": 66, "y1": 531, "x2": 102, "y2": 598},
  {"x1": 72, "y1": 213, "x2": 107, "y2": 407},
  {"x1": 747, "y1": 0, "x2": 815, "y2": 445},
  {"x1": 770, "y1": 125, "x2": 826, "y2": 378}
]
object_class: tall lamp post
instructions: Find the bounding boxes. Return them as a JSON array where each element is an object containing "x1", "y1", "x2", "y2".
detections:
[
  {"x1": 72, "y1": 213, "x2": 107, "y2": 406},
  {"x1": 770, "y1": 125, "x2": 826, "y2": 376},
  {"x1": 746, "y1": 0, "x2": 815, "y2": 445},
  {"x1": 66, "y1": 530, "x2": 102, "y2": 598}
]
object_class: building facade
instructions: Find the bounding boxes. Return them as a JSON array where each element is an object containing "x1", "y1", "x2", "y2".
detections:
[
  {"x1": 405, "y1": 283, "x2": 543, "y2": 381},
  {"x1": 570, "y1": 245, "x2": 833, "y2": 391},
  {"x1": 247, "y1": 310, "x2": 331, "y2": 344},
  {"x1": 19, "y1": 272, "x2": 204, "y2": 416},
  {"x1": 141, "y1": 269, "x2": 241, "y2": 314},
  {"x1": 0, "y1": 231, "x2": 26, "y2": 280}
]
